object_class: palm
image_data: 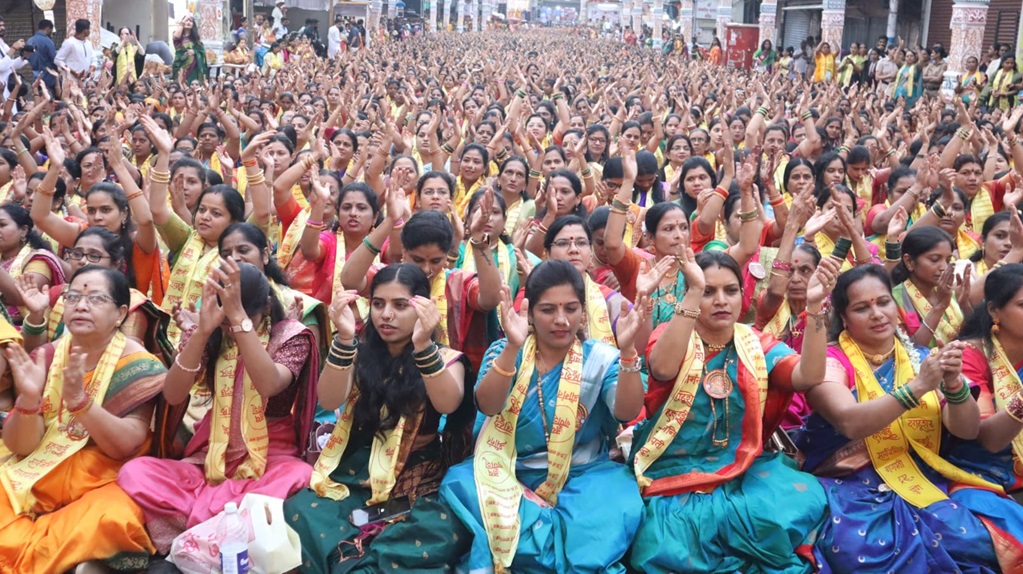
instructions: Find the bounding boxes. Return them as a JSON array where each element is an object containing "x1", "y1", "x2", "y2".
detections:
[
  {"x1": 503, "y1": 309, "x2": 529, "y2": 347},
  {"x1": 19, "y1": 285, "x2": 48, "y2": 315}
]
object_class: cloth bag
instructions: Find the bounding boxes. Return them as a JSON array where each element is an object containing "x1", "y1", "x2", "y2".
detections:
[{"x1": 168, "y1": 493, "x2": 302, "y2": 574}]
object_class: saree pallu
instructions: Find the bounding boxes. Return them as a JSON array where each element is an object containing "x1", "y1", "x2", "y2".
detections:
[
  {"x1": 2, "y1": 249, "x2": 66, "y2": 327},
  {"x1": 629, "y1": 332, "x2": 825, "y2": 574},
  {"x1": 795, "y1": 346, "x2": 1010, "y2": 573},
  {"x1": 172, "y1": 37, "x2": 208, "y2": 85},
  {"x1": 441, "y1": 338, "x2": 642, "y2": 573},
  {"x1": 133, "y1": 241, "x2": 170, "y2": 307},
  {"x1": 0, "y1": 351, "x2": 166, "y2": 574}
]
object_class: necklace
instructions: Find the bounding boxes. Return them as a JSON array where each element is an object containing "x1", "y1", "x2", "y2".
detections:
[
  {"x1": 859, "y1": 342, "x2": 896, "y2": 366},
  {"x1": 703, "y1": 345, "x2": 736, "y2": 449},
  {"x1": 702, "y1": 340, "x2": 728, "y2": 352},
  {"x1": 535, "y1": 351, "x2": 551, "y2": 446},
  {"x1": 787, "y1": 315, "x2": 804, "y2": 339}
]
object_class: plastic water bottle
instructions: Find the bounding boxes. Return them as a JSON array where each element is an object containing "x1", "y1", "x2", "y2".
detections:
[{"x1": 217, "y1": 502, "x2": 250, "y2": 574}]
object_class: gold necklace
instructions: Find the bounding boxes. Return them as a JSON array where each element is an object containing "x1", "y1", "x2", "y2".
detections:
[
  {"x1": 859, "y1": 342, "x2": 896, "y2": 366},
  {"x1": 535, "y1": 350, "x2": 551, "y2": 445},
  {"x1": 702, "y1": 340, "x2": 728, "y2": 352}
]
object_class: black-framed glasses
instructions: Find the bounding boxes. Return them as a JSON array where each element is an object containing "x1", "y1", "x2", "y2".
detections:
[{"x1": 65, "y1": 249, "x2": 110, "y2": 264}]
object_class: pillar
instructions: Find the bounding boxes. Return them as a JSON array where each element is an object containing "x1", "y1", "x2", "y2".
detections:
[
  {"x1": 439, "y1": 0, "x2": 448, "y2": 31},
  {"x1": 426, "y1": 0, "x2": 434, "y2": 32},
  {"x1": 944, "y1": 0, "x2": 989, "y2": 93},
  {"x1": 196, "y1": 0, "x2": 225, "y2": 64},
  {"x1": 370, "y1": 0, "x2": 383, "y2": 35},
  {"x1": 621, "y1": 0, "x2": 630, "y2": 31},
  {"x1": 820, "y1": 0, "x2": 845, "y2": 53},
  {"x1": 473, "y1": 0, "x2": 481, "y2": 30},
  {"x1": 632, "y1": 0, "x2": 641, "y2": 34},
  {"x1": 679, "y1": 0, "x2": 692, "y2": 42},
  {"x1": 652, "y1": 0, "x2": 663, "y2": 49},
  {"x1": 457, "y1": 0, "x2": 465, "y2": 32},
  {"x1": 758, "y1": 0, "x2": 777, "y2": 48},
  {"x1": 886, "y1": 0, "x2": 899, "y2": 43},
  {"x1": 482, "y1": 0, "x2": 492, "y2": 29},
  {"x1": 715, "y1": 0, "x2": 729, "y2": 46},
  {"x1": 579, "y1": 0, "x2": 588, "y2": 26},
  {"x1": 65, "y1": 0, "x2": 104, "y2": 48}
]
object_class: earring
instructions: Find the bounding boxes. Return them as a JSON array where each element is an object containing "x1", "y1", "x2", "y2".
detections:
[
  {"x1": 994, "y1": 317, "x2": 1001, "y2": 335},
  {"x1": 528, "y1": 323, "x2": 534, "y2": 334}
]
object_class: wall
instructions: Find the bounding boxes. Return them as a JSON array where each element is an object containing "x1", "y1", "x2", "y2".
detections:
[{"x1": 103, "y1": 0, "x2": 169, "y2": 42}]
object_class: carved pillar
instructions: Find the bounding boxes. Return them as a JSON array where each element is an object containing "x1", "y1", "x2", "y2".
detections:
[
  {"x1": 679, "y1": 0, "x2": 692, "y2": 42},
  {"x1": 621, "y1": 0, "x2": 630, "y2": 31},
  {"x1": 196, "y1": 0, "x2": 225, "y2": 64},
  {"x1": 457, "y1": 0, "x2": 465, "y2": 31},
  {"x1": 65, "y1": 0, "x2": 104, "y2": 48},
  {"x1": 632, "y1": 0, "x2": 642, "y2": 34},
  {"x1": 652, "y1": 0, "x2": 663, "y2": 49},
  {"x1": 820, "y1": 0, "x2": 846, "y2": 52},
  {"x1": 758, "y1": 0, "x2": 777, "y2": 48},
  {"x1": 439, "y1": 0, "x2": 448, "y2": 31},
  {"x1": 715, "y1": 0, "x2": 729, "y2": 45},
  {"x1": 944, "y1": 0, "x2": 989, "y2": 94}
]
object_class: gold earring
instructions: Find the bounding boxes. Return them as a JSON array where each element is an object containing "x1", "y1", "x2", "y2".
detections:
[{"x1": 994, "y1": 317, "x2": 1001, "y2": 335}]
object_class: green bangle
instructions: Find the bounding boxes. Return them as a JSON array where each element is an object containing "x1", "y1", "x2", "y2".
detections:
[
  {"x1": 20, "y1": 318, "x2": 46, "y2": 337},
  {"x1": 362, "y1": 236, "x2": 382, "y2": 256},
  {"x1": 941, "y1": 380, "x2": 972, "y2": 405}
]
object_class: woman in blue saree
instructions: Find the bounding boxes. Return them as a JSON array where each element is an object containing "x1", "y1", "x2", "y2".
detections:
[
  {"x1": 440, "y1": 260, "x2": 647, "y2": 573},
  {"x1": 797, "y1": 265, "x2": 1008, "y2": 573},
  {"x1": 949, "y1": 264, "x2": 1023, "y2": 568},
  {"x1": 629, "y1": 250, "x2": 840, "y2": 573},
  {"x1": 172, "y1": 15, "x2": 207, "y2": 86}
]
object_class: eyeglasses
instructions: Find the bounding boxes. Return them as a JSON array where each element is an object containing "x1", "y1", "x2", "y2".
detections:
[
  {"x1": 65, "y1": 249, "x2": 110, "y2": 264},
  {"x1": 551, "y1": 238, "x2": 590, "y2": 250},
  {"x1": 65, "y1": 291, "x2": 115, "y2": 307},
  {"x1": 604, "y1": 180, "x2": 623, "y2": 190}
]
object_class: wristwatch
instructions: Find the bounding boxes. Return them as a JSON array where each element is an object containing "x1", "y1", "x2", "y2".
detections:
[
  {"x1": 674, "y1": 302, "x2": 700, "y2": 319},
  {"x1": 230, "y1": 318, "x2": 254, "y2": 333}
]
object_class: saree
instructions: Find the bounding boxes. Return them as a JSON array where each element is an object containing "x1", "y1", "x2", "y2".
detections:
[
  {"x1": 893, "y1": 281, "x2": 964, "y2": 347},
  {"x1": 118, "y1": 320, "x2": 319, "y2": 553},
  {"x1": 629, "y1": 326, "x2": 825, "y2": 573},
  {"x1": 795, "y1": 345, "x2": 1010, "y2": 573},
  {"x1": 285, "y1": 350, "x2": 473, "y2": 574},
  {"x1": 0, "y1": 349, "x2": 166, "y2": 574},
  {"x1": 172, "y1": 36, "x2": 208, "y2": 85},
  {"x1": 440, "y1": 338, "x2": 643, "y2": 573},
  {"x1": 0, "y1": 247, "x2": 65, "y2": 327}
]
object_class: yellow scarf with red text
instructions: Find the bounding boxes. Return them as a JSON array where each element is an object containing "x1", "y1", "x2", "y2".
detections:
[
  {"x1": 841, "y1": 331, "x2": 1002, "y2": 507},
  {"x1": 475, "y1": 336, "x2": 581, "y2": 573},
  {"x1": 276, "y1": 207, "x2": 310, "y2": 269},
  {"x1": 584, "y1": 275, "x2": 616, "y2": 347},
  {"x1": 902, "y1": 281, "x2": 963, "y2": 346},
  {"x1": 0, "y1": 333, "x2": 126, "y2": 515},
  {"x1": 162, "y1": 233, "x2": 219, "y2": 346},
  {"x1": 990, "y1": 335, "x2": 1023, "y2": 472},
  {"x1": 204, "y1": 321, "x2": 271, "y2": 484},
  {"x1": 970, "y1": 184, "x2": 996, "y2": 233}
]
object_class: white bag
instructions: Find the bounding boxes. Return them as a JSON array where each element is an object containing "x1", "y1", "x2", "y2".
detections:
[
  {"x1": 238, "y1": 493, "x2": 303, "y2": 574},
  {"x1": 167, "y1": 494, "x2": 301, "y2": 574}
]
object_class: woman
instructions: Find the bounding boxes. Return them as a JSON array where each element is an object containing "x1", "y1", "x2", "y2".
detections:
[
  {"x1": 453, "y1": 144, "x2": 489, "y2": 217},
  {"x1": 803, "y1": 183, "x2": 880, "y2": 271},
  {"x1": 708, "y1": 38, "x2": 723, "y2": 65},
  {"x1": 629, "y1": 250, "x2": 838, "y2": 573},
  {"x1": 659, "y1": 134, "x2": 692, "y2": 187},
  {"x1": 797, "y1": 265, "x2": 1006, "y2": 573},
  {"x1": 113, "y1": 27, "x2": 143, "y2": 86},
  {"x1": 495, "y1": 156, "x2": 536, "y2": 236},
  {"x1": 117, "y1": 260, "x2": 319, "y2": 554},
  {"x1": 172, "y1": 15, "x2": 208, "y2": 86},
  {"x1": 814, "y1": 41, "x2": 836, "y2": 83},
  {"x1": 891, "y1": 226, "x2": 966, "y2": 348},
  {"x1": 0, "y1": 266, "x2": 167, "y2": 573},
  {"x1": 963, "y1": 210, "x2": 1022, "y2": 306},
  {"x1": 285, "y1": 264, "x2": 474, "y2": 573},
  {"x1": 894, "y1": 49, "x2": 923, "y2": 106},
  {"x1": 0, "y1": 204, "x2": 65, "y2": 329},
  {"x1": 441, "y1": 260, "x2": 647, "y2": 573},
  {"x1": 524, "y1": 170, "x2": 588, "y2": 259},
  {"x1": 457, "y1": 190, "x2": 522, "y2": 294},
  {"x1": 923, "y1": 46, "x2": 948, "y2": 98},
  {"x1": 754, "y1": 39, "x2": 776, "y2": 73},
  {"x1": 14, "y1": 228, "x2": 171, "y2": 362},
  {"x1": 988, "y1": 55, "x2": 1022, "y2": 110}
]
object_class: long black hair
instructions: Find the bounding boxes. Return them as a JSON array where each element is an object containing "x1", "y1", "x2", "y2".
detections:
[
  {"x1": 218, "y1": 223, "x2": 290, "y2": 286},
  {"x1": 524, "y1": 259, "x2": 586, "y2": 316},
  {"x1": 85, "y1": 183, "x2": 138, "y2": 288},
  {"x1": 959, "y1": 264, "x2": 1023, "y2": 353},
  {"x1": 890, "y1": 225, "x2": 955, "y2": 285},
  {"x1": 201, "y1": 262, "x2": 287, "y2": 396},
  {"x1": 970, "y1": 211, "x2": 1011, "y2": 263}
]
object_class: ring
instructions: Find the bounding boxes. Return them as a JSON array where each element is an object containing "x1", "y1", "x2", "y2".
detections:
[{"x1": 225, "y1": 283, "x2": 233, "y2": 288}]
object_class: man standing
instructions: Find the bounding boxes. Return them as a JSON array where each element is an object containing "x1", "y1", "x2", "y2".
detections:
[
  {"x1": 0, "y1": 16, "x2": 28, "y2": 101},
  {"x1": 55, "y1": 19, "x2": 95, "y2": 78},
  {"x1": 328, "y1": 16, "x2": 345, "y2": 59},
  {"x1": 272, "y1": 1, "x2": 288, "y2": 36},
  {"x1": 25, "y1": 19, "x2": 56, "y2": 94}
]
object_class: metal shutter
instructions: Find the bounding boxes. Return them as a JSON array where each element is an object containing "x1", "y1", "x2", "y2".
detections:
[
  {"x1": 984, "y1": 0, "x2": 1021, "y2": 49},
  {"x1": 782, "y1": 9, "x2": 810, "y2": 52},
  {"x1": 927, "y1": 0, "x2": 953, "y2": 49}
]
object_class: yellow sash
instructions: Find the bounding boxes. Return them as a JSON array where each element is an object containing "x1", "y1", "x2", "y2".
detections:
[
  {"x1": 276, "y1": 207, "x2": 310, "y2": 269},
  {"x1": 633, "y1": 324, "x2": 766, "y2": 490},
  {"x1": 162, "y1": 233, "x2": 219, "y2": 345},
  {"x1": 309, "y1": 348, "x2": 458, "y2": 502},
  {"x1": 840, "y1": 331, "x2": 1002, "y2": 507},
  {"x1": 990, "y1": 335, "x2": 1023, "y2": 471},
  {"x1": 763, "y1": 300, "x2": 792, "y2": 340},
  {"x1": 955, "y1": 228, "x2": 981, "y2": 260},
  {"x1": 430, "y1": 273, "x2": 449, "y2": 346},
  {"x1": 475, "y1": 336, "x2": 582, "y2": 572},
  {"x1": 584, "y1": 275, "x2": 616, "y2": 347},
  {"x1": 453, "y1": 177, "x2": 483, "y2": 219},
  {"x1": 504, "y1": 199, "x2": 524, "y2": 237},
  {"x1": 462, "y1": 241, "x2": 513, "y2": 286},
  {"x1": 623, "y1": 203, "x2": 644, "y2": 248},
  {"x1": 849, "y1": 173, "x2": 873, "y2": 205},
  {"x1": 204, "y1": 322, "x2": 271, "y2": 484},
  {"x1": 970, "y1": 184, "x2": 996, "y2": 233},
  {"x1": 814, "y1": 234, "x2": 855, "y2": 272},
  {"x1": 902, "y1": 281, "x2": 963, "y2": 345},
  {"x1": 0, "y1": 332, "x2": 126, "y2": 515},
  {"x1": 974, "y1": 258, "x2": 990, "y2": 276}
]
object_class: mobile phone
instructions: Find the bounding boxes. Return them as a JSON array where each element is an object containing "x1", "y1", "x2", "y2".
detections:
[{"x1": 350, "y1": 497, "x2": 412, "y2": 527}]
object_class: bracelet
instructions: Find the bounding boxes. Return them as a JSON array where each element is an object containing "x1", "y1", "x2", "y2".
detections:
[
  {"x1": 756, "y1": 106, "x2": 769, "y2": 116},
  {"x1": 362, "y1": 236, "x2": 382, "y2": 256},
  {"x1": 552, "y1": 92, "x2": 564, "y2": 101},
  {"x1": 20, "y1": 315, "x2": 47, "y2": 336},
  {"x1": 174, "y1": 354, "x2": 202, "y2": 373},
  {"x1": 66, "y1": 394, "x2": 93, "y2": 416},
  {"x1": 713, "y1": 187, "x2": 728, "y2": 202},
  {"x1": 393, "y1": 218, "x2": 406, "y2": 229},
  {"x1": 855, "y1": 256, "x2": 875, "y2": 266},
  {"x1": 837, "y1": 145, "x2": 850, "y2": 154},
  {"x1": 992, "y1": 260, "x2": 1008, "y2": 272},
  {"x1": 533, "y1": 219, "x2": 549, "y2": 234},
  {"x1": 806, "y1": 307, "x2": 829, "y2": 328},
  {"x1": 675, "y1": 306, "x2": 700, "y2": 319},
  {"x1": 246, "y1": 174, "x2": 266, "y2": 186},
  {"x1": 35, "y1": 187, "x2": 55, "y2": 197},
  {"x1": 620, "y1": 355, "x2": 643, "y2": 373},
  {"x1": 771, "y1": 260, "x2": 792, "y2": 272},
  {"x1": 738, "y1": 209, "x2": 759, "y2": 222},
  {"x1": 440, "y1": 143, "x2": 454, "y2": 154},
  {"x1": 609, "y1": 207, "x2": 628, "y2": 215},
  {"x1": 515, "y1": 89, "x2": 527, "y2": 99},
  {"x1": 917, "y1": 320, "x2": 936, "y2": 338},
  {"x1": 611, "y1": 198, "x2": 632, "y2": 211},
  {"x1": 490, "y1": 360, "x2": 517, "y2": 377},
  {"x1": 892, "y1": 384, "x2": 921, "y2": 411},
  {"x1": 940, "y1": 380, "x2": 972, "y2": 405},
  {"x1": 884, "y1": 241, "x2": 902, "y2": 261},
  {"x1": 883, "y1": 149, "x2": 896, "y2": 158},
  {"x1": 12, "y1": 396, "x2": 41, "y2": 416},
  {"x1": 126, "y1": 190, "x2": 144, "y2": 201},
  {"x1": 16, "y1": 148, "x2": 31, "y2": 157},
  {"x1": 1006, "y1": 392, "x2": 1023, "y2": 423},
  {"x1": 305, "y1": 220, "x2": 326, "y2": 231},
  {"x1": 528, "y1": 169, "x2": 542, "y2": 179},
  {"x1": 581, "y1": 168, "x2": 593, "y2": 179},
  {"x1": 800, "y1": 111, "x2": 813, "y2": 121},
  {"x1": 931, "y1": 203, "x2": 947, "y2": 218},
  {"x1": 242, "y1": 158, "x2": 258, "y2": 168},
  {"x1": 768, "y1": 194, "x2": 785, "y2": 207},
  {"x1": 469, "y1": 234, "x2": 491, "y2": 248}
]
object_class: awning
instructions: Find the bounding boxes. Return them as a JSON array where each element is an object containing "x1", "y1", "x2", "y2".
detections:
[{"x1": 782, "y1": 4, "x2": 823, "y2": 9}]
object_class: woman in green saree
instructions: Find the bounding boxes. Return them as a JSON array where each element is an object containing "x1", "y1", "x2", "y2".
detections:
[{"x1": 172, "y1": 15, "x2": 207, "y2": 86}]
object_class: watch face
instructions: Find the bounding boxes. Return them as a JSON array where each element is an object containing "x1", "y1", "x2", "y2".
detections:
[{"x1": 242, "y1": 319, "x2": 253, "y2": 331}]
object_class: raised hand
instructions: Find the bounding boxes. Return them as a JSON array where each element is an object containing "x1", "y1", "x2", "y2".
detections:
[
  {"x1": 887, "y1": 206, "x2": 909, "y2": 239},
  {"x1": 61, "y1": 346, "x2": 88, "y2": 409},
  {"x1": 409, "y1": 295, "x2": 442, "y2": 349},
  {"x1": 676, "y1": 246, "x2": 705, "y2": 294},
  {"x1": 15, "y1": 274, "x2": 49, "y2": 316},
  {"x1": 499, "y1": 285, "x2": 529, "y2": 348},
  {"x1": 329, "y1": 290, "x2": 359, "y2": 340},
  {"x1": 937, "y1": 341, "x2": 967, "y2": 387},
  {"x1": 172, "y1": 301, "x2": 199, "y2": 333},
  {"x1": 616, "y1": 295, "x2": 648, "y2": 353},
  {"x1": 806, "y1": 256, "x2": 841, "y2": 306},
  {"x1": 5, "y1": 344, "x2": 47, "y2": 401},
  {"x1": 636, "y1": 256, "x2": 674, "y2": 299}
]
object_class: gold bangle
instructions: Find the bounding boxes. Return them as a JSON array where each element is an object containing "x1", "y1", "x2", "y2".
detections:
[{"x1": 490, "y1": 361, "x2": 516, "y2": 377}]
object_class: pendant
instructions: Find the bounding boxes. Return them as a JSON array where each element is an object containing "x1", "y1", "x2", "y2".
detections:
[
  {"x1": 712, "y1": 437, "x2": 730, "y2": 448},
  {"x1": 626, "y1": 210, "x2": 637, "y2": 224},
  {"x1": 748, "y1": 261, "x2": 766, "y2": 280},
  {"x1": 664, "y1": 292, "x2": 676, "y2": 304},
  {"x1": 703, "y1": 369, "x2": 733, "y2": 399},
  {"x1": 60, "y1": 418, "x2": 89, "y2": 441}
]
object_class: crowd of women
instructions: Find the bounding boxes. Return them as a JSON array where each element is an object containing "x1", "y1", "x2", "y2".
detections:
[{"x1": 1, "y1": 26, "x2": 1023, "y2": 574}]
